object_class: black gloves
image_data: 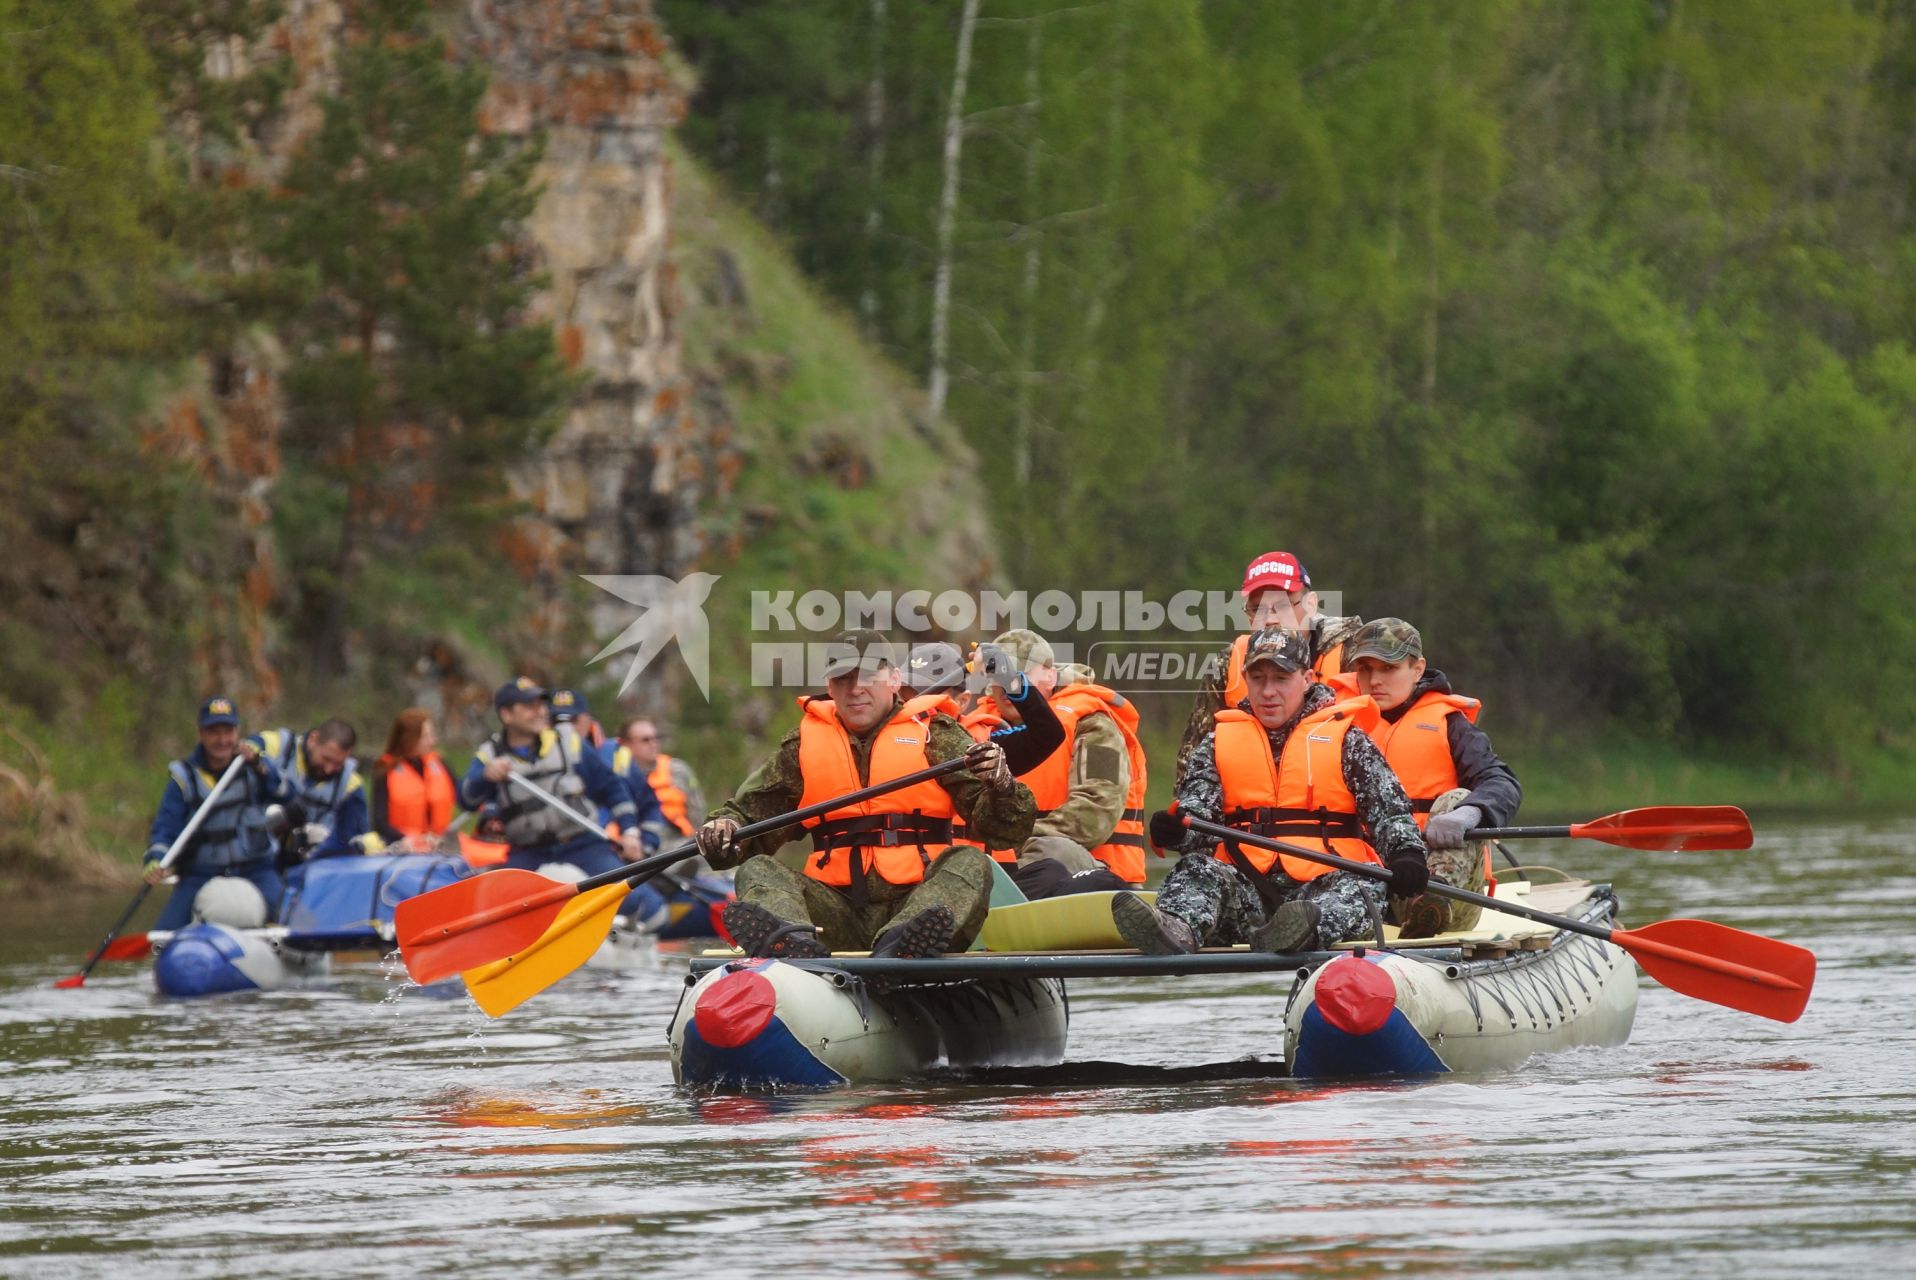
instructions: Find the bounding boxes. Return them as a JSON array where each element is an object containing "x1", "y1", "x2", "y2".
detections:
[
  {"x1": 1148, "y1": 808, "x2": 1186, "y2": 850},
  {"x1": 1387, "y1": 854, "x2": 1430, "y2": 899}
]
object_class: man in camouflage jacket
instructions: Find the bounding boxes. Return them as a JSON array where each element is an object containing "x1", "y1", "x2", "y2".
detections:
[
  {"x1": 1117, "y1": 627, "x2": 1430, "y2": 955},
  {"x1": 698, "y1": 630, "x2": 1036, "y2": 958}
]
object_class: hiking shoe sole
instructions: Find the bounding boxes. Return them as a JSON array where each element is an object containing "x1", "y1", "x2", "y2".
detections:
[
  {"x1": 1394, "y1": 893, "x2": 1449, "y2": 940},
  {"x1": 1253, "y1": 900, "x2": 1321, "y2": 954},
  {"x1": 722, "y1": 901, "x2": 830, "y2": 959},
  {"x1": 871, "y1": 904, "x2": 957, "y2": 959},
  {"x1": 1113, "y1": 891, "x2": 1197, "y2": 955}
]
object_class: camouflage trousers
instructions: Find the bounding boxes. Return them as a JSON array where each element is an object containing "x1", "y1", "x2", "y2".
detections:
[
  {"x1": 734, "y1": 845, "x2": 995, "y2": 952},
  {"x1": 1155, "y1": 852, "x2": 1381, "y2": 947},
  {"x1": 1423, "y1": 788, "x2": 1490, "y2": 933}
]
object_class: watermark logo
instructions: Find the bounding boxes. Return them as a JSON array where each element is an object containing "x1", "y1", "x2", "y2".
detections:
[
  {"x1": 584, "y1": 573, "x2": 721, "y2": 699},
  {"x1": 583, "y1": 581, "x2": 1349, "y2": 699}
]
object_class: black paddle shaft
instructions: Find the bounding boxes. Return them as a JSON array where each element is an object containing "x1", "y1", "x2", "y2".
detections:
[
  {"x1": 1180, "y1": 815, "x2": 1616, "y2": 946},
  {"x1": 64, "y1": 883, "x2": 155, "y2": 983},
  {"x1": 1472, "y1": 824, "x2": 1575, "y2": 840},
  {"x1": 574, "y1": 755, "x2": 975, "y2": 894}
]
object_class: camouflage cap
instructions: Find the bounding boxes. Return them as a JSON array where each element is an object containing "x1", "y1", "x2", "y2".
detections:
[
  {"x1": 822, "y1": 628, "x2": 899, "y2": 678},
  {"x1": 904, "y1": 641, "x2": 967, "y2": 694},
  {"x1": 1241, "y1": 626, "x2": 1313, "y2": 674},
  {"x1": 1345, "y1": 617, "x2": 1423, "y2": 666},
  {"x1": 989, "y1": 628, "x2": 1056, "y2": 672},
  {"x1": 1056, "y1": 661, "x2": 1095, "y2": 688}
]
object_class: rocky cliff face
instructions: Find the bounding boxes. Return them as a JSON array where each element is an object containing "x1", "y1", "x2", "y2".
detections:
[
  {"x1": 460, "y1": 1, "x2": 709, "y2": 635},
  {"x1": 119, "y1": 0, "x2": 986, "y2": 755},
  {"x1": 160, "y1": 0, "x2": 721, "y2": 718}
]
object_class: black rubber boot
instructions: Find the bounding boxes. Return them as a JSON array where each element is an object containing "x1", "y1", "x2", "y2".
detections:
[
  {"x1": 1252, "y1": 900, "x2": 1321, "y2": 954},
  {"x1": 722, "y1": 901, "x2": 831, "y2": 959},
  {"x1": 1113, "y1": 891, "x2": 1198, "y2": 955},
  {"x1": 869, "y1": 904, "x2": 957, "y2": 959}
]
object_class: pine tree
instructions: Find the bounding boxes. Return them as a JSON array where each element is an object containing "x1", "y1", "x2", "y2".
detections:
[{"x1": 254, "y1": 0, "x2": 571, "y2": 678}]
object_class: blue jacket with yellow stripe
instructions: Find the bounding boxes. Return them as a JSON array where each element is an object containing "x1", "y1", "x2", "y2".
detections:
[
  {"x1": 250, "y1": 727, "x2": 370, "y2": 857},
  {"x1": 144, "y1": 745, "x2": 292, "y2": 872}
]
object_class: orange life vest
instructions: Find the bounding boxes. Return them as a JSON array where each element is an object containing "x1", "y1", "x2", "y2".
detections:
[
  {"x1": 796, "y1": 696, "x2": 955, "y2": 889},
  {"x1": 1017, "y1": 684, "x2": 1150, "y2": 884},
  {"x1": 1367, "y1": 690, "x2": 1480, "y2": 827},
  {"x1": 1222, "y1": 632, "x2": 1348, "y2": 708},
  {"x1": 648, "y1": 755, "x2": 695, "y2": 837},
  {"x1": 1212, "y1": 696, "x2": 1381, "y2": 881},
  {"x1": 379, "y1": 753, "x2": 457, "y2": 837}
]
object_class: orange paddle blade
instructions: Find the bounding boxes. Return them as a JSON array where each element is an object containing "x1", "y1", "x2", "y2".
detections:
[
  {"x1": 101, "y1": 934, "x2": 152, "y2": 962},
  {"x1": 1613, "y1": 918, "x2": 1815, "y2": 1023},
  {"x1": 1570, "y1": 806, "x2": 1753, "y2": 851},
  {"x1": 394, "y1": 869, "x2": 580, "y2": 985},
  {"x1": 461, "y1": 884, "x2": 630, "y2": 1018}
]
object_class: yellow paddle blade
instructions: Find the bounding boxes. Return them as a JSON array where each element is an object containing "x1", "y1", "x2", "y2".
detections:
[{"x1": 460, "y1": 883, "x2": 630, "y2": 1018}]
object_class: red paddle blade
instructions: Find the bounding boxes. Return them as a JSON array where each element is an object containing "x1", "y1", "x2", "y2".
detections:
[
  {"x1": 52, "y1": 973, "x2": 86, "y2": 989},
  {"x1": 394, "y1": 869, "x2": 580, "y2": 985},
  {"x1": 1570, "y1": 806, "x2": 1753, "y2": 852},
  {"x1": 101, "y1": 934, "x2": 152, "y2": 962},
  {"x1": 1614, "y1": 918, "x2": 1816, "y2": 1023}
]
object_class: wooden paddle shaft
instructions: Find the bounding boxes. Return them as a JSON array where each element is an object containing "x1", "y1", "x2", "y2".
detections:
[
  {"x1": 571, "y1": 754, "x2": 975, "y2": 894},
  {"x1": 1180, "y1": 815, "x2": 1613, "y2": 945}
]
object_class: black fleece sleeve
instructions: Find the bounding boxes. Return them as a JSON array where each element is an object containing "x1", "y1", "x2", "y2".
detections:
[
  {"x1": 992, "y1": 683, "x2": 1067, "y2": 774},
  {"x1": 1446, "y1": 715, "x2": 1523, "y2": 828}
]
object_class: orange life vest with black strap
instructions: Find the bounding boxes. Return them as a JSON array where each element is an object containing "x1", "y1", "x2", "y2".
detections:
[
  {"x1": 1222, "y1": 632, "x2": 1349, "y2": 709},
  {"x1": 1017, "y1": 684, "x2": 1150, "y2": 885},
  {"x1": 380, "y1": 753, "x2": 457, "y2": 837},
  {"x1": 1212, "y1": 696, "x2": 1381, "y2": 882},
  {"x1": 648, "y1": 755, "x2": 695, "y2": 837},
  {"x1": 1367, "y1": 690, "x2": 1480, "y2": 826},
  {"x1": 796, "y1": 696, "x2": 956, "y2": 891}
]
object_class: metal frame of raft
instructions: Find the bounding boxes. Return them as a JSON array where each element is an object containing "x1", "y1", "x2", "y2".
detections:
[{"x1": 682, "y1": 887, "x2": 1621, "y2": 985}]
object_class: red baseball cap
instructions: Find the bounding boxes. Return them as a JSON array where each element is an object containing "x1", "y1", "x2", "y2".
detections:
[{"x1": 1241, "y1": 551, "x2": 1311, "y2": 600}]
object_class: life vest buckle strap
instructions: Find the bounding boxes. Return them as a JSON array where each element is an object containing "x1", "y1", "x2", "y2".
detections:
[{"x1": 809, "y1": 814, "x2": 954, "y2": 851}]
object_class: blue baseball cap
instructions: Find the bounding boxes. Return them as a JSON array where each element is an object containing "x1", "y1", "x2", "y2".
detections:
[
  {"x1": 494, "y1": 677, "x2": 548, "y2": 709},
  {"x1": 550, "y1": 688, "x2": 589, "y2": 722},
  {"x1": 198, "y1": 696, "x2": 240, "y2": 728}
]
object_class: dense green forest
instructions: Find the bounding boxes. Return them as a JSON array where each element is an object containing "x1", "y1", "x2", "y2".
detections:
[
  {"x1": 663, "y1": 0, "x2": 1916, "y2": 768},
  {"x1": 5, "y1": 0, "x2": 1916, "y2": 881}
]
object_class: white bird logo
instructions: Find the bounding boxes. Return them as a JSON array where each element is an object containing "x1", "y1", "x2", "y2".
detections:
[{"x1": 582, "y1": 572, "x2": 722, "y2": 700}]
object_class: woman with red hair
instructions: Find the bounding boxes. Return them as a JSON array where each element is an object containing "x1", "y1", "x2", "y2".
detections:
[{"x1": 369, "y1": 708, "x2": 459, "y2": 852}]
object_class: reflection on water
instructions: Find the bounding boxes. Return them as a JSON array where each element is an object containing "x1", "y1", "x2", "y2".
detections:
[{"x1": 3, "y1": 820, "x2": 1916, "y2": 1277}]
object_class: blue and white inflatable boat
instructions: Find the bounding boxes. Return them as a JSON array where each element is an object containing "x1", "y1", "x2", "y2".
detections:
[
  {"x1": 151, "y1": 856, "x2": 734, "y2": 997},
  {"x1": 151, "y1": 853, "x2": 469, "y2": 997}
]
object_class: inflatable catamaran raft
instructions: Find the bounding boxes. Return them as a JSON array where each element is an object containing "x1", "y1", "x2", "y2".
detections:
[{"x1": 669, "y1": 877, "x2": 1640, "y2": 1089}]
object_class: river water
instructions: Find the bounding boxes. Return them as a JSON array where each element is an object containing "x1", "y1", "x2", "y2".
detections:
[{"x1": 3, "y1": 818, "x2": 1912, "y2": 1278}]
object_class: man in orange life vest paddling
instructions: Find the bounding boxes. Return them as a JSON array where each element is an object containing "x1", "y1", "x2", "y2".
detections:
[
  {"x1": 968, "y1": 629, "x2": 1151, "y2": 900},
  {"x1": 1341, "y1": 617, "x2": 1523, "y2": 934},
  {"x1": 1115, "y1": 626, "x2": 1431, "y2": 955},
  {"x1": 696, "y1": 629, "x2": 1037, "y2": 959},
  {"x1": 1176, "y1": 550, "x2": 1364, "y2": 788}
]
